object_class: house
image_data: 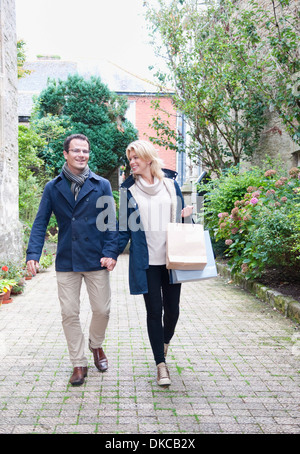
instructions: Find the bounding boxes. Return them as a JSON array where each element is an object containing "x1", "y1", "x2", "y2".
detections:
[{"x1": 18, "y1": 58, "x2": 190, "y2": 187}]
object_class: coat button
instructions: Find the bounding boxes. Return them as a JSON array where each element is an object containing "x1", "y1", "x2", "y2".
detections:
[{"x1": 72, "y1": 217, "x2": 75, "y2": 221}]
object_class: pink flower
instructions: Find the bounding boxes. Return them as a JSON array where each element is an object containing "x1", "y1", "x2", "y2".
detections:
[
  {"x1": 231, "y1": 207, "x2": 239, "y2": 218},
  {"x1": 225, "y1": 239, "x2": 233, "y2": 246},
  {"x1": 241, "y1": 263, "x2": 249, "y2": 273},
  {"x1": 275, "y1": 178, "x2": 287, "y2": 187},
  {"x1": 218, "y1": 212, "x2": 228, "y2": 219},
  {"x1": 289, "y1": 167, "x2": 299, "y2": 177},
  {"x1": 281, "y1": 196, "x2": 287, "y2": 203},
  {"x1": 231, "y1": 228, "x2": 239, "y2": 235},
  {"x1": 265, "y1": 169, "x2": 277, "y2": 177},
  {"x1": 250, "y1": 197, "x2": 259, "y2": 205}
]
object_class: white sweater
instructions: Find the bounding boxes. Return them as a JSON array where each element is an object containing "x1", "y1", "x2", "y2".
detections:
[{"x1": 134, "y1": 176, "x2": 172, "y2": 265}]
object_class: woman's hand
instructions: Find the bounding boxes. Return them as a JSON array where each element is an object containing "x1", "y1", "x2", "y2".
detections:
[
  {"x1": 100, "y1": 257, "x2": 117, "y2": 271},
  {"x1": 181, "y1": 205, "x2": 193, "y2": 218}
]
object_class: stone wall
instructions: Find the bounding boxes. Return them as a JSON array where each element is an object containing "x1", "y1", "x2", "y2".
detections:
[
  {"x1": 237, "y1": 0, "x2": 300, "y2": 170},
  {"x1": 0, "y1": 0, "x2": 22, "y2": 261}
]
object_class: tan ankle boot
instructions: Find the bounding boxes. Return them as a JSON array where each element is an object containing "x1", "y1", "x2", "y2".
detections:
[{"x1": 157, "y1": 362, "x2": 171, "y2": 386}]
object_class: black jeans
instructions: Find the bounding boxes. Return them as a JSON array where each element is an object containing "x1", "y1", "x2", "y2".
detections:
[{"x1": 143, "y1": 265, "x2": 181, "y2": 365}]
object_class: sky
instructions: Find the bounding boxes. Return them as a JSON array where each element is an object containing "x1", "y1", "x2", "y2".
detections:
[{"x1": 15, "y1": 0, "x2": 164, "y2": 80}]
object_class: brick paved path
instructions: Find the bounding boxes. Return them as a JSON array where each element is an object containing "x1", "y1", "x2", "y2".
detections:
[{"x1": 0, "y1": 253, "x2": 299, "y2": 435}]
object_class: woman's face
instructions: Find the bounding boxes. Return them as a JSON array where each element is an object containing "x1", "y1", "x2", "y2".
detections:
[{"x1": 128, "y1": 149, "x2": 151, "y2": 177}]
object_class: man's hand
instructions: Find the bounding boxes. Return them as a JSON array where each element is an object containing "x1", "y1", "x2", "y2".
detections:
[
  {"x1": 100, "y1": 257, "x2": 117, "y2": 271},
  {"x1": 27, "y1": 260, "x2": 39, "y2": 276}
]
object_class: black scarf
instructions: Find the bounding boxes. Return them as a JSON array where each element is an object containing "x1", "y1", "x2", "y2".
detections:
[{"x1": 62, "y1": 162, "x2": 90, "y2": 200}]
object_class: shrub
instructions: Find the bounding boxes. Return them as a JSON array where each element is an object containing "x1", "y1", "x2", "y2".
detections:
[{"x1": 202, "y1": 165, "x2": 300, "y2": 279}]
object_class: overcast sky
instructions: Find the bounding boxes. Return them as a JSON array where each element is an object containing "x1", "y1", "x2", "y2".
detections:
[{"x1": 15, "y1": 0, "x2": 164, "y2": 79}]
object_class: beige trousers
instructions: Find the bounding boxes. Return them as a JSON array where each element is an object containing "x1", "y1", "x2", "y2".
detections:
[{"x1": 56, "y1": 270, "x2": 111, "y2": 367}]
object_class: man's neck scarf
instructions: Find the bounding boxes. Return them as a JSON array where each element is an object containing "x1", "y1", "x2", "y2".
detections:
[{"x1": 62, "y1": 162, "x2": 90, "y2": 200}]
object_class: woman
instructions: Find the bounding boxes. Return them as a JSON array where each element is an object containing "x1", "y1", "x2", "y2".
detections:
[{"x1": 118, "y1": 140, "x2": 193, "y2": 386}]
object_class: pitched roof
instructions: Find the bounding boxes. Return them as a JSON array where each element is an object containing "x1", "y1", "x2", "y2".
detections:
[{"x1": 18, "y1": 58, "x2": 171, "y2": 117}]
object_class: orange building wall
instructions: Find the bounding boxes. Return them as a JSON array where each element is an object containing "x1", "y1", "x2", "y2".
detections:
[{"x1": 128, "y1": 95, "x2": 177, "y2": 171}]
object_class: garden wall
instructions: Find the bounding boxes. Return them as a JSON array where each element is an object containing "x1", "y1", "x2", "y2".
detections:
[{"x1": 0, "y1": 0, "x2": 22, "y2": 261}]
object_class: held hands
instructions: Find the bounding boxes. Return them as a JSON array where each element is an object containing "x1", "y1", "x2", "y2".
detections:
[
  {"x1": 100, "y1": 257, "x2": 117, "y2": 271},
  {"x1": 27, "y1": 260, "x2": 39, "y2": 276},
  {"x1": 181, "y1": 205, "x2": 193, "y2": 218}
]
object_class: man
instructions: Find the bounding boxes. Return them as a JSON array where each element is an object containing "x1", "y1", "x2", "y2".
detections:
[{"x1": 26, "y1": 134, "x2": 117, "y2": 386}]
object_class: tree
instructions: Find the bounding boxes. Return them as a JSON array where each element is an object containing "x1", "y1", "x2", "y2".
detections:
[
  {"x1": 145, "y1": 0, "x2": 268, "y2": 174},
  {"x1": 245, "y1": 0, "x2": 300, "y2": 144},
  {"x1": 145, "y1": 0, "x2": 299, "y2": 174},
  {"x1": 18, "y1": 125, "x2": 46, "y2": 222},
  {"x1": 33, "y1": 74, "x2": 138, "y2": 178},
  {"x1": 17, "y1": 40, "x2": 31, "y2": 79}
]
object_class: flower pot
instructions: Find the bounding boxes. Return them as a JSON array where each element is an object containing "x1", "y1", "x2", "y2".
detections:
[
  {"x1": 2, "y1": 287, "x2": 13, "y2": 304},
  {"x1": 0, "y1": 292, "x2": 5, "y2": 306}
]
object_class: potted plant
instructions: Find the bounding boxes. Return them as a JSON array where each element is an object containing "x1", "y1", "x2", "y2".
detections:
[
  {"x1": 0, "y1": 263, "x2": 23, "y2": 302},
  {"x1": 0, "y1": 278, "x2": 17, "y2": 304}
]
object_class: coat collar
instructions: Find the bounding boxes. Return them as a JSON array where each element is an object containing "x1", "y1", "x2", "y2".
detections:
[
  {"x1": 54, "y1": 170, "x2": 101, "y2": 207},
  {"x1": 121, "y1": 168, "x2": 178, "y2": 190},
  {"x1": 121, "y1": 169, "x2": 178, "y2": 223}
]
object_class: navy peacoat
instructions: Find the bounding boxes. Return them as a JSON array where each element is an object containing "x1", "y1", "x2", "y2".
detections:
[{"x1": 26, "y1": 170, "x2": 118, "y2": 272}]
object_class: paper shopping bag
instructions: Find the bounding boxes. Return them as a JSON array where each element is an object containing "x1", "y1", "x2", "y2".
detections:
[
  {"x1": 166, "y1": 222, "x2": 207, "y2": 270},
  {"x1": 169, "y1": 230, "x2": 218, "y2": 283}
]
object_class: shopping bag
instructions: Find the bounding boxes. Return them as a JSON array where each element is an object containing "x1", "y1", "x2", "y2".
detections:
[
  {"x1": 169, "y1": 230, "x2": 218, "y2": 283},
  {"x1": 166, "y1": 222, "x2": 207, "y2": 270}
]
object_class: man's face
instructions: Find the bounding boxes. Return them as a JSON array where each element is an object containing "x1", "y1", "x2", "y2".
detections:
[{"x1": 63, "y1": 138, "x2": 90, "y2": 175}]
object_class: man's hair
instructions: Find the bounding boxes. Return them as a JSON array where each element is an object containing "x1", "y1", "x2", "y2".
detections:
[{"x1": 63, "y1": 134, "x2": 90, "y2": 153}]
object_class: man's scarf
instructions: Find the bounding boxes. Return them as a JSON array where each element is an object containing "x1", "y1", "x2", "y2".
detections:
[{"x1": 62, "y1": 162, "x2": 90, "y2": 200}]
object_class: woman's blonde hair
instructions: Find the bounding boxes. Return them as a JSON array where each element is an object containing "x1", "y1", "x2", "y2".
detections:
[{"x1": 126, "y1": 140, "x2": 165, "y2": 180}]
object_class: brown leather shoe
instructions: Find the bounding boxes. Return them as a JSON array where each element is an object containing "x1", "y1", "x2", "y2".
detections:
[
  {"x1": 69, "y1": 366, "x2": 88, "y2": 386},
  {"x1": 89, "y1": 341, "x2": 108, "y2": 372}
]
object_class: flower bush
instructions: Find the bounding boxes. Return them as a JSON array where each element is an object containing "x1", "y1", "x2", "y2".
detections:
[
  {"x1": 0, "y1": 262, "x2": 23, "y2": 281},
  {"x1": 201, "y1": 164, "x2": 300, "y2": 279},
  {"x1": 0, "y1": 262, "x2": 24, "y2": 294}
]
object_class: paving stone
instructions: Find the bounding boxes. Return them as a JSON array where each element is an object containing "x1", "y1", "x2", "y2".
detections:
[{"x1": 0, "y1": 254, "x2": 299, "y2": 435}]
